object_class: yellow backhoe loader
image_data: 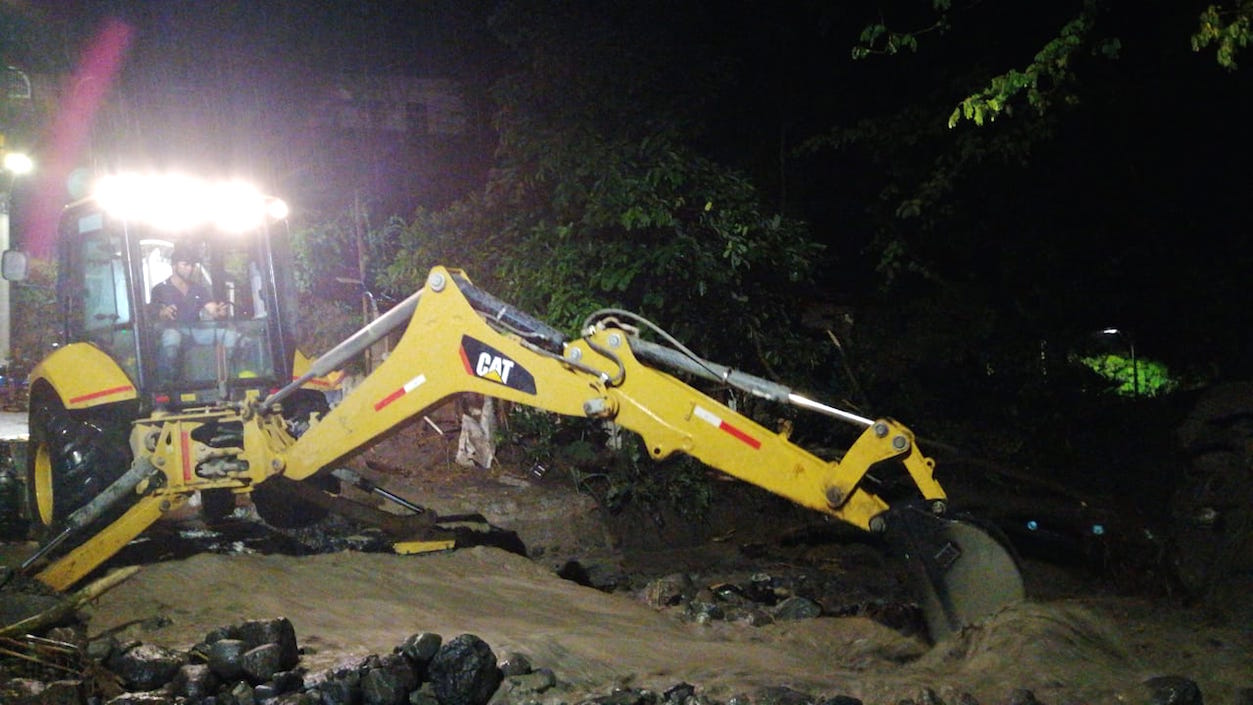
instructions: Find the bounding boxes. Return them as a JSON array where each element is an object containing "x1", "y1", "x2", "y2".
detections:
[{"x1": 1, "y1": 173, "x2": 1024, "y2": 641}]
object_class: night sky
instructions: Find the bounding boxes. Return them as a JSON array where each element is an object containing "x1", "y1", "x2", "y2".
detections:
[{"x1": 5, "y1": 1, "x2": 1253, "y2": 377}]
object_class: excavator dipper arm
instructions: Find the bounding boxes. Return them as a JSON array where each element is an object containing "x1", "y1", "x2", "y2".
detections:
[
  {"x1": 279, "y1": 268, "x2": 1023, "y2": 638},
  {"x1": 24, "y1": 266, "x2": 1022, "y2": 639},
  {"x1": 283, "y1": 268, "x2": 930, "y2": 530}
]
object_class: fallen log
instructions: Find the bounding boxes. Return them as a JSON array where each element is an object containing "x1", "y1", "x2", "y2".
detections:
[{"x1": 0, "y1": 566, "x2": 141, "y2": 638}]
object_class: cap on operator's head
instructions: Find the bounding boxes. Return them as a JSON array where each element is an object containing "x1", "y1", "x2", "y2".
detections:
[{"x1": 170, "y1": 241, "x2": 201, "y2": 264}]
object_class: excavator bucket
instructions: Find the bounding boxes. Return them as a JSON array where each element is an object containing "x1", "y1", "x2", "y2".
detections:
[{"x1": 884, "y1": 504, "x2": 1026, "y2": 642}]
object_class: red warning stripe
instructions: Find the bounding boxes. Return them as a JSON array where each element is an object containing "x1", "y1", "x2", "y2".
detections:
[
  {"x1": 69, "y1": 384, "x2": 135, "y2": 404},
  {"x1": 374, "y1": 374, "x2": 428, "y2": 412},
  {"x1": 180, "y1": 430, "x2": 193, "y2": 482},
  {"x1": 693, "y1": 405, "x2": 761, "y2": 450}
]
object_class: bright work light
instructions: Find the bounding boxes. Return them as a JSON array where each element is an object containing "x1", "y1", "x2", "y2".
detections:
[
  {"x1": 93, "y1": 172, "x2": 288, "y2": 233},
  {"x1": 3, "y1": 151, "x2": 33, "y2": 175}
]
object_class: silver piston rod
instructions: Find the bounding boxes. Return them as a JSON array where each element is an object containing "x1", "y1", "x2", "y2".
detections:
[
  {"x1": 627, "y1": 336, "x2": 875, "y2": 429},
  {"x1": 262, "y1": 289, "x2": 425, "y2": 412},
  {"x1": 263, "y1": 273, "x2": 571, "y2": 413}
]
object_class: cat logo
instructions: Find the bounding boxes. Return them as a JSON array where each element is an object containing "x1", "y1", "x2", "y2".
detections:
[{"x1": 459, "y1": 335, "x2": 537, "y2": 394}]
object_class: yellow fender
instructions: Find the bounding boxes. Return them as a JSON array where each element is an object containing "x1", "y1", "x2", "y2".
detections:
[
  {"x1": 29, "y1": 343, "x2": 138, "y2": 409},
  {"x1": 292, "y1": 349, "x2": 347, "y2": 392}
]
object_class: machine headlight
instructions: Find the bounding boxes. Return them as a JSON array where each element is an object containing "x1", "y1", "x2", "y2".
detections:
[
  {"x1": 3, "y1": 151, "x2": 33, "y2": 175},
  {"x1": 93, "y1": 172, "x2": 288, "y2": 233}
]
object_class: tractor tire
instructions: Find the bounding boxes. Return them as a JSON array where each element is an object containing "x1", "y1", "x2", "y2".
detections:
[
  {"x1": 25, "y1": 388, "x2": 134, "y2": 535},
  {"x1": 1170, "y1": 382, "x2": 1253, "y2": 596}
]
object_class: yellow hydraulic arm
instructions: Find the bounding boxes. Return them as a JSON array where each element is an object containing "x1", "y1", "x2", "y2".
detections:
[
  {"x1": 26, "y1": 266, "x2": 953, "y2": 593},
  {"x1": 279, "y1": 267, "x2": 947, "y2": 532}
]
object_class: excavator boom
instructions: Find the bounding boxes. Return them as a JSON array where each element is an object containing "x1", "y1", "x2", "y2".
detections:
[{"x1": 21, "y1": 266, "x2": 1024, "y2": 640}]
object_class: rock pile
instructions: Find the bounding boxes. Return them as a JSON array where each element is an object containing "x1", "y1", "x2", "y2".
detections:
[
  {"x1": 1, "y1": 618, "x2": 502, "y2": 705},
  {"x1": 637, "y1": 571, "x2": 922, "y2": 635},
  {"x1": 1, "y1": 613, "x2": 1219, "y2": 705}
]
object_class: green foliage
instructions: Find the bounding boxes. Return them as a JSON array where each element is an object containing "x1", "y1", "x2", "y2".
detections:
[
  {"x1": 294, "y1": 299, "x2": 362, "y2": 360},
  {"x1": 943, "y1": 0, "x2": 1248, "y2": 127},
  {"x1": 373, "y1": 197, "x2": 511, "y2": 296},
  {"x1": 7, "y1": 256, "x2": 58, "y2": 378},
  {"x1": 801, "y1": 93, "x2": 1056, "y2": 293},
  {"x1": 858, "y1": 2, "x2": 1249, "y2": 130},
  {"x1": 379, "y1": 3, "x2": 828, "y2": 383},
  {"x1": 948, "y1": 3, "x2": 1108, "y2": 128},
  {"x1": 490, "y1": 127, "x2": 822, "y2": 348},
  {"x1": 1192, "y1": 2, "x2": 1253, "y2": 69},
  {"x1": 286, "y1": 204, "x2": 409, "y2": 355},
  {"x1": 383, "y1": 125, "x2": 823, "y2": 379},
  {"x1": 1077, "y1": 354, "x2": 1178, "y2": 397},
  {"x1": 287, "y1": 205, "x2": 403, "y2": 297},
  {"x1": 501, "y1": 407, "x2": 714, "y2": 522},
  {"x1": 851, "y1": 8, "x2": 950, "y2": 60}
]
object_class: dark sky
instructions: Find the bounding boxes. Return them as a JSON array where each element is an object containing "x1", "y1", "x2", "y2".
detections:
[
  {"x1": 19, "y1": 1, "x2": 504, "y2": 76},
  {"x1": 6, "y1": 1, "x2": 1253, "y2": 374}
]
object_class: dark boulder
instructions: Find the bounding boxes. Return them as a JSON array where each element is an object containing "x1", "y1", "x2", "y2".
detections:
[
  {"x1": 234, "y1": 617, "x2": 300, "y2": 670},
  {"x1": 361, "y1": 653, "x2": 418, "y2": 705},
  {"x1": 241, "y1": 642, "x2": 284, "y2": 683},
  {"x1": 428, "y1": 634, "x2": 502, "y2": 705},
  {"x1": 206, "y1": 638, "x2": 250, "y2": 681},
  {"x1": 111, "y1": 643, "x2": 187, "y2": 692},
  {"x1": 171, "y1": 663, "x2": 219, "y2": 700},
  {"x1": 771, "y1": 596, "x2": 822, "y2": 621},
  {"x1": 397, "y1": 631, "x2": 443, "y2": 677}
]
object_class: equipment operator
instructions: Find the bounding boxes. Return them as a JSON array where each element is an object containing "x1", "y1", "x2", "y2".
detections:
[{"x1": 150, "y1": 242, "x2": 231, "y2": 380}]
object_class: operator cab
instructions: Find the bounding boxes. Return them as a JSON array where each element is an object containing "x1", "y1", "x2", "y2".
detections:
[{"x1": 54, "y1": 175, "x2": 296, "y2": 410}]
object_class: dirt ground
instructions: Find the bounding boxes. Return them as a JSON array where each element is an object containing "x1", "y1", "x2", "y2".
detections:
[{"x1": 7, "y1": 420, "x2": 1253, "y2": 705}]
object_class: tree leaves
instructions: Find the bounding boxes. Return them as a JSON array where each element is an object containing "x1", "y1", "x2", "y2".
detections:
[
  {"x1": 1192, "y1": 1, "x2": 1253, "y2": 69},
  {"x1": 948, "y1": 4, "x2": 1100, "y2": 128}
]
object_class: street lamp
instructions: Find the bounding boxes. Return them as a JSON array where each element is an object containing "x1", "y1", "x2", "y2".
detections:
[{"x1": 1100, "y1": 328, "x2": 1138, "y2": 397}]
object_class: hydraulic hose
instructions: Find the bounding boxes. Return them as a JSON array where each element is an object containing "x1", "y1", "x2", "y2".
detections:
[{"x1": 628, "y1": 336, "x2": 874, "y2": 428}]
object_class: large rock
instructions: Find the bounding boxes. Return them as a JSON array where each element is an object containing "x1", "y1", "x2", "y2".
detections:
[
  {"x1": 241, "y1": 642, "x2": 285, "y2": 684},
  {"x1": 428, "y1": 634, "x2": 502, "y2": 705},
  {"x1": 361, "y1": 653, "x2": 419, "y2": 705},
  {"x1": 770, "y1": 596, "x2": 822, "y2": 621},
  {"x1": 171, "y1": 664, "x2": 219, "y2": 700},
  {"x1": 206, "y1": 638, "x2": 250, "y2": 681},
  {"x1": 397, "y1": 631, "x2": 443, "y2": 678},
  {"x1": 111, "y1": 643, "x2": 188, "y2": 692},
  {"x1": 235, "y1": 617, "x2": 300, "y2": 670},
  {"x1": 312, "y1": 670, "x2": 361, "y2": 705}
]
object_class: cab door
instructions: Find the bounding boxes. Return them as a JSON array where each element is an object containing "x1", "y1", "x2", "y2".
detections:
[{"x1": 57, "y1": 205, "x2": 142, "y2": 385}]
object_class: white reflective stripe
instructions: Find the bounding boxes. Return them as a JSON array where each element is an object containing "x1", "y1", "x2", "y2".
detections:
[
  {"x1": 693, "y1": 405, "x2": 721, "y2": 427},
  {"x1": 375, "y1": 374, "x2": 430, "y2": 411},
  {"x1": 403, "y1": 374, "x2": 427, "y2": 393}
]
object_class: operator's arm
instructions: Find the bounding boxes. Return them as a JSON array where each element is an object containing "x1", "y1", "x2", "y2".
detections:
[{"x1": 150, "y1": 282, "x2": 180, "y2": 321}]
